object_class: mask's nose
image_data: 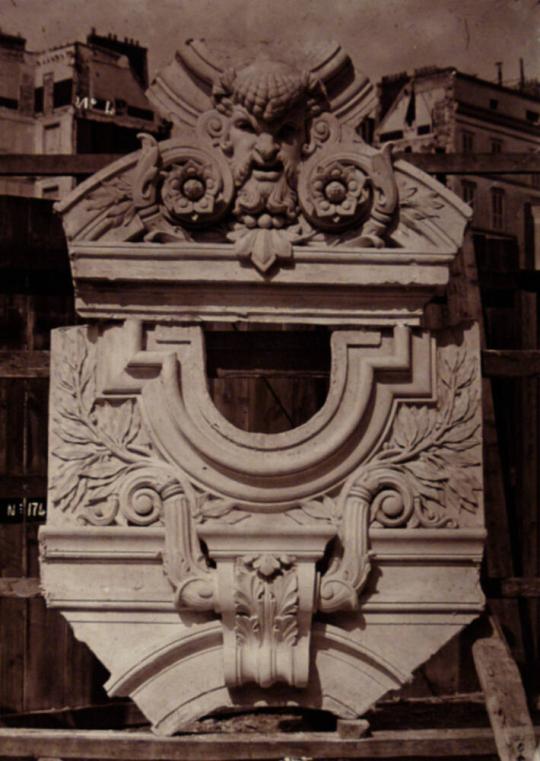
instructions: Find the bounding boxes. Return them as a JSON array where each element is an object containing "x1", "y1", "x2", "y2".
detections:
[{"x1": 254, "y1": 133, "x2": 279, "y2": 164}]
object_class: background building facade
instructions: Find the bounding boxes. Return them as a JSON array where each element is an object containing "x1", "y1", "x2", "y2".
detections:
[
  {"x1": 375, "y1": 66, "x2": 540, "y2": 261},
  {"x1": 0, "y1": 29, "x2": 167, "y2": 199}
]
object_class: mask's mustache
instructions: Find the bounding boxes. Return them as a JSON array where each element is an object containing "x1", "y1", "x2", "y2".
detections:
[{"x1": 232, "y1": 151, "x2": 297, "y2": 188}]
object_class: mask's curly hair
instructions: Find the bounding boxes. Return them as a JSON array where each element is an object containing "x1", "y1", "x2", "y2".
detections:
[{"x1": 212, "y1": 60, "x2": 328, "y2": 122}]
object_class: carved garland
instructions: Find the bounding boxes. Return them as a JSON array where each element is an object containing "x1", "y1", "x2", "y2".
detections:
[
  {"x1": 50, "y1": 328, "x2": 175, "y2": 526},
  {"x1": 362, "y1": 347, "x2": 481, "y2": 529}
]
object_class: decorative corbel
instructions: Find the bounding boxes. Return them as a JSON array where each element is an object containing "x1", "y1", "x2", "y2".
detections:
[{"x1": 197, "y1": 517, "x2": 335, "y2": 688}]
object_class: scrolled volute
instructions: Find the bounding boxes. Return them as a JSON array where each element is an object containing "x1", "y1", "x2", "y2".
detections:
[
  {"x1": 318, "y1": 482, "x2": 372, "y2": 614},
  {"x1": 364, "y1": 469, "x2": 416, "y2": 528},
  {"x1": 162, "y1": 481, "x2": 216, "y2": 612}
]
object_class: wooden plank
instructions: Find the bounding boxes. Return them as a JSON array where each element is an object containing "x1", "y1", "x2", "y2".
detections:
[
  {"x1": 447, "y1": 235, "x2": 527, "y2": 666},
  {"x1": 483, "y1": 349, "x2": 540, "y2": 377},
  {"x1": 484, "y1": 577, "x2": 540, "y2": 598},
  {"x1": 209, "y1": 377, "x2": 251, "y2": 432},
  {"x1": 0, "y1": 726, "x2": 531, "y2": 759},
  {"x1": 1, "y1": 152, "x2": 540, "y2": 177},
  {"x1": 0, "y1": 577, "x2": 40, "y2": 598},
  {"x1": 478, "y1": 270, "x2": 540, "y2": 292},
  {"x1": 397, "y1": 151, "x2": 540, "y2": 175},
  {"x1": 0, "y1": 521, "x2": 26, "y2": 715},
  {"x1": 24, "y1": 601, "x2": 67, "y2": 711},
  {"x1": 0, "y1": 352, "x2": 50, "y2": 378},
  {"x1": 0, "y1": 154, "x2": 122, "y2": 176},
  {"x1": 205, "y1": 330, "x2": 330, "y2": 375},
  {"x1": 472, "y1": 615, "x2": 536, "y2": 761},
  {"x1": 516, "y1": 284, "x2": 540, "y2": 686},
  {"x1": 0, "y1": 475, "x2": 47, "y2": 497}
]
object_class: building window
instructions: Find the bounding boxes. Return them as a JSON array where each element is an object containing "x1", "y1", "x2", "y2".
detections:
[
  {"x1": 0, "y1": 96, "x2": 18, "y2": 110},
  {"x1": 491, "y1": 188, "x2": 505, "y2": 230},
  {"x1": 526, "y1": 110, "x2": 539, "y2": 123},
  {"x1": 127, "y1": 105, "x2": 154, "y2": 121},
  {"x1": 43, "y1": 72, "x2": 54, "y2": 114},
  {"x1": 41, "y1": 185, "x2": 59, "y2": 199},
  {"x1": 34, "y1": 87, "x2": 43, "y2": 113},
  {"x1": 417, "y1": 124, "x2": 431, "y2": 135},
  {"x1": 53, "y1": 79, "x2": 73, "y2": 108},
  {"x1": 461, "y1": 180, "x2": 476, "y2": 209},
  {"x1": 462, "y1": 130, "x2": 475, "y2": 153},
  {"x1": 489, "y1": 99, "x2": 498, "y2": 110},
  {"x1": 491, "y1": 138, "x2": 503, "y2": 154},
  {"x1": 379, "y1": 129, "x2": 403, "y2": 142}
]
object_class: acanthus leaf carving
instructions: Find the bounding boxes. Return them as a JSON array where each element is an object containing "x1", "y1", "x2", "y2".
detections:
[
  {"x1": 235, "y1": 554, "x2": 298, "y2": 644},
  {"x1": 234, "y1": 553, "x2": 299, "y2": 687}
]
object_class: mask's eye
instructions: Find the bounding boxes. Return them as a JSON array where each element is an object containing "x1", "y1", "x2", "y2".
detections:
[{"x1": 234, "y1": 119, "x2": 255, "y2": 133}]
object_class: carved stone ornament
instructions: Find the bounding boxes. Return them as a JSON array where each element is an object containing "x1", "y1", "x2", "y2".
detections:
[{"x1": 41, "y1": 39, "x2": 484, "y2": 735}]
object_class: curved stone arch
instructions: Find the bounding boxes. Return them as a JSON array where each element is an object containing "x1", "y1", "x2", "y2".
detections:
[
  {"x1": 105, "y1": 621, "x2": 407, "y2": 735},
  {"x1": 138, "y1": 326, "x2": 434, "y2": 503}
]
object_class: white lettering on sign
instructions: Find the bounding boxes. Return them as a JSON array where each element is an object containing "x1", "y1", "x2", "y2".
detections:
[
  {"x1": 27, "y1": 500, "x2": 46, "y2": 518},
  {"x1": 74, "y1": 96, "x2": 115, "y2": 116}
]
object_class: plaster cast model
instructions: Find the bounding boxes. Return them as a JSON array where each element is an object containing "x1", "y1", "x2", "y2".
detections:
[{"x1": 40, "y1": 40, "x2": 484, "y2": 734}]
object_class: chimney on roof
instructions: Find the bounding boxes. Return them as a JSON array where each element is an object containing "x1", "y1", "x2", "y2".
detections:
[
  {"x1": 496, "y1": 61, "x2": 503, "y2": 85},
  {"x1": 520, "y1": 58, "x2": 525, "y2": 89},
  {"x1": 86, "y1": 29, "x2": 149, "y2": 88}
]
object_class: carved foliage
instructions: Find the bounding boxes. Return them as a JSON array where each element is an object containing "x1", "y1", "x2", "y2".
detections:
[
  {"x1": 85, "y1": 174, "x2": 137, "y2": 233},
  {"x1": 396, "y1": 174, "x2": 445, "y2": 243},
  {"x1": 235, "y1": 554, "x2": 299, "y2": 648},
  {"x1": 50, "y1": 328, "x2": 171, "y2": 526},
  {"x1": 354, "y1": 346, "x2": 482, "y2": 529}
]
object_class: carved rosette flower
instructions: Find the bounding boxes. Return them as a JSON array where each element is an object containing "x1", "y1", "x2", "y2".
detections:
[
  {"x1": 310, "y1": 161, "x2": 370, "y2": 226},
  {"x1": 161, "y1": 159, "x2": 220, "y2": 224}
]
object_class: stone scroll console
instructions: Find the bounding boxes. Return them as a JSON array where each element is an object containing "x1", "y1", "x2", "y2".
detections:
[{"x1": 40, "y1": 41, "x2": 485, "y2": 734}]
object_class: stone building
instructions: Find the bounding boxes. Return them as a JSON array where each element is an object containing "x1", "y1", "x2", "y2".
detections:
[
  {"x1": 374, "y1": 66, "x2": 540, "y2": 259},
  {"x1": 0, "y1": 29, "x2": 167, "y2": 199}
]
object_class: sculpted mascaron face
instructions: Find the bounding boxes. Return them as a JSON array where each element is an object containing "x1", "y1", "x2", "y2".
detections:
[{"x1": 213, "y1": 59, "x2": 323, "y2": 230}]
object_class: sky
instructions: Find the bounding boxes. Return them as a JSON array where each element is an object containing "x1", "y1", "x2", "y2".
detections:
[{"x1": 1, "y1": 0, "x2": 539, "y2": 88}]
